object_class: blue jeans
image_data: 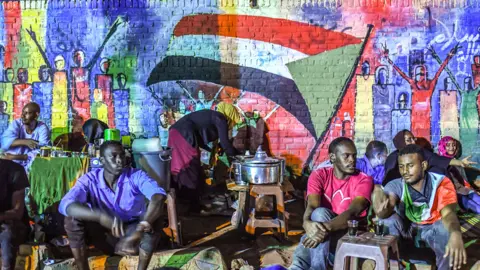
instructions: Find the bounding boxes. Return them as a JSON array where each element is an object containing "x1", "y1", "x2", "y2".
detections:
[
  {"x1": 460, "y1": 192, "x2": 480, "y2": 214},
  {"x1": 290, "y1": 208, "x2": 345, "y2": 270},
  {"x1": 381, "y1": 214, "x2": 450, "y2": 270}
]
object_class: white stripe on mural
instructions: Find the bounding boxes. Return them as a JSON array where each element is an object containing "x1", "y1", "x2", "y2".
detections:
[{"x1": 167, "y1": 35, "x2": 309, "y2": 79}]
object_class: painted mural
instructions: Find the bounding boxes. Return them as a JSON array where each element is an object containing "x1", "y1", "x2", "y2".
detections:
[{"x1": 0, "y1": 0, "x2": 480, "y2": 176}]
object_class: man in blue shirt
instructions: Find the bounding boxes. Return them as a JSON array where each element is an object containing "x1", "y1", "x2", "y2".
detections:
[
  {"x1": 356, "y1": 141, "x2": 388, "y2": 185},
  {"x1": 0, "y1": 102, "x2": 50, "y2": 170},
  {"x1": 59, "y1": 141, "x2": 166, "y2": 270}
]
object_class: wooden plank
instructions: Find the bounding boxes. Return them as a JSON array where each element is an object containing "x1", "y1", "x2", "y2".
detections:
[{"x1": 187, "y1": 225, "x2": 235, "y2": 248}]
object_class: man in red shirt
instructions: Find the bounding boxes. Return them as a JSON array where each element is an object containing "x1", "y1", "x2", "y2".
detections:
[{"x1": 290, "y1": 137, "x2": 373, "y2": 269}]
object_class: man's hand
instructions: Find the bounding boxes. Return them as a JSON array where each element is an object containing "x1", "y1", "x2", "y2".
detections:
[
  {"x1": 99, "y1": 213, "x2": 124, "y2": 238},
  {"x1": 451, "y1": 156, "x2": 477, "y2": 168},
  {"x1": 460, "y1": 156, "x2": 477, "y2": 167},
  {"x1": 381, "y1": 42, "x2": 389, "y2": 57},
  {"x1": 22, "y1": 139, "x2": 39, "y2": 149},
  {"x1": 444, "y1": 231, "x2": 467, "y2": 269},
  {"x1": 302, "y1": 235, "x2": 320, "y2": 249},
  {"x1": 116, "y1": 231, "x2": 142, "y2": 256},
  {"x1": 372, "y1": 186, "x2": 389, "y2": 215},
  {"x1": 303, "y1": 220, "x2": 330, "y2": 243}
]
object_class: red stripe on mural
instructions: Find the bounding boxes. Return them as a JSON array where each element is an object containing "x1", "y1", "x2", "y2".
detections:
[
  {"x1": 3, "y1": 1, "x2": 21, "y2": 68},
  {"x1": 173, "y1": 14, "x2": 362, "y2": 55}
]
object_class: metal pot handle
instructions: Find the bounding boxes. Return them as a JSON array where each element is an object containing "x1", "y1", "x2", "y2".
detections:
[
  {"x1": 159, "y1": 153, "x2": 172, "y2": 162},
  {"x1": 280, "y1": 159, "x2": 286, "y2": 184},
  {"x1": 230, "y1": 162, "x2": 241, "y2": 181}
]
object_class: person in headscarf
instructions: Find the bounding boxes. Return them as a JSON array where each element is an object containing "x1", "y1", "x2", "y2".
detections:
[
  {"x1": 216, "y1": 102, "x2": 242, "y2": 130},
  {"x1": 438, "y1": 136, "x2": 480, "y2": 213},
  {"x1": 168, "y1": 103, "x2": 241, "y2": 212},
  {"x1": 383, "y1": 129, "x2": 476, "y2": 185},
  {"x1": 82, "y1": 119, "x2": 109, "y2": 144}
]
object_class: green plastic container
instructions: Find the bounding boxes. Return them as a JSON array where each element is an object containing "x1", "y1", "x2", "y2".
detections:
[{"x1": 104, "y1": 129, "x2": 121, "y2": 142}]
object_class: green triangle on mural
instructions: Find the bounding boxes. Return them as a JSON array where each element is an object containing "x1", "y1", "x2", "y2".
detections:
[{"x1": 286, "y1": 44, "x2": 362, "y2": 138}]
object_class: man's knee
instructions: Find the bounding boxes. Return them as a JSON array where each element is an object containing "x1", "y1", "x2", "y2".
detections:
[
  {"x1": 380, "y1": 213, "x2": 405, "y2": 235},
  {"x1": 64, "y1": 216, "x2": 87, "y2": 248},
  {"x1": 0, "y1": 224, "x2": 13, "y2": 242},
  {"x1": 428, "y1": 221, "x2": 450, "y2": 245},
  {"x1": 0, "y1": 224, "x2": 15, "y2": 268},
  {"x1": 311, "y1": 208, "x2": 335, "y2": 223},
  {"x1": 139, "y1": 219, "x2": 163, "y2": 253}
]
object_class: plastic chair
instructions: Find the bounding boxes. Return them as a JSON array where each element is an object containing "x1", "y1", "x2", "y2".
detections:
[{"x1": 333, "y1": 232, "x2": 400, "y2": 270}]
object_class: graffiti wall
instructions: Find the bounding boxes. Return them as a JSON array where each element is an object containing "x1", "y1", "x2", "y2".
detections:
[{"x1": 0, "y1": 0, "x2": 479, "y2": 175}]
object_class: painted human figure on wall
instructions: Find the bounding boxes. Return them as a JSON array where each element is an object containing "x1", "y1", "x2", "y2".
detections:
[
  {"x1": 430, "y1": 47, "x2": 480, "y2": 156},
  {"x1": 354, "y1": 60, "x2": 375, "y2": 153},
  {"x1": 26, "y1": 19, "x2": 122, "y2": 130},
  {"x1": 26, "y1": 26, "x2": 70, "y2": 135},
  {"x1": 372, "y1": 66, "x2": 394, "y2": 149},
  {"x1": 393, "y1": 43, "x2": 408, "y2": 86},
  {"x1": 95, "y1": 58, "x2": 115, "y2": 127},
  {"x1": 0, "y1": 45, "x2": 5, "y2": 82},
  {"x1": 194, "y1": 90, "x2": 208, "y2": 111},
  {"x1": 471, "y1": 55, "x2": 480, "y2": 88},
  {"x1": 342, "y1": 112, "x2": 353, "y2": 138},
  {"x1": 70, "y1": 19, "x2": 122, "y2": 128},
  {"x1": 13, "y1": 68, "x2": 32, "y2": 119},
  {"x1": 383, "y1": 43, "x2": 458, "y2": 139},
  {"x1": 438, "y1": 77, "x2": 459, "y2": 138},
  {"x1": 0, "y1": 68, "x2": 14, "y2": 120},
  {"x1": 91, "y1": 88, "x2": 108, "y2": 124},
  {"x1": 32, "y1": 65, "x2": 53, "y2": 128},
  {"x1": 0, "y1": 100, "x2": 9, "y2": 137},
  {"x1": 51, "y1": 55, "x2": 69, "y2": 137},
  {"x1": 113, "y1": 73, "x2": 129, "y2": 135},
  {"x1": 391, "y1": 92, "x2": 411, "y2": 137}
]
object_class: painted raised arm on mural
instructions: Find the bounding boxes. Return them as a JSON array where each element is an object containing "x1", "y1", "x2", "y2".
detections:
[
  {"x1": 86, "y1": 16, "x2": 124, "y2": 70},
  {"x1": 25, "y1": 25, "x2": 53, "y2": 71},
  {"x1": 431, "y1": 43, "x2": 459, "y2": 87},
  {"x1": 381, "y1": 42, "x2": 413, "y2": 84},
  {"x1": 175, "y1": 81, "x2": 198, "y2": 104},
  {"x1": 428, "y1": 45, "x2": 462, "y2": 92}
]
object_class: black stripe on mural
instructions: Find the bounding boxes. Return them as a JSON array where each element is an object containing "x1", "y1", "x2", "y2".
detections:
[{"x1": 147, "y1": 55, "x2": 317, "y2": 139}]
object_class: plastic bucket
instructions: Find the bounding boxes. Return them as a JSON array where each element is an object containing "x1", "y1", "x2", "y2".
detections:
[
  {"x1": 104, "y1": 129, "x2": 121, "y2": 141},
  {"x1": 133, "y1": 147, "x2": 172, "y2": 191}
]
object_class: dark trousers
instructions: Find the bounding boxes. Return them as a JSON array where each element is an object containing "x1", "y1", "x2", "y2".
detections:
[
  {"x1": 64, "y1": 216, "x2": 162, "y2": 255},
  {"x1": 0, "y1": 221, "x2": 28, "y2": 270}
]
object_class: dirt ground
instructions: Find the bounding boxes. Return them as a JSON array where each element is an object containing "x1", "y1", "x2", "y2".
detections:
[
  {"x1": 177, "y1": 198, "x2": 305, "y2": 269},
  {"x1": 177, "y1": 197, "x2": 480, "y2": 270}
]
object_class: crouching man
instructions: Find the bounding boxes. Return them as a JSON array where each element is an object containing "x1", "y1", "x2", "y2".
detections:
[
  {"x1": 59, "y1": 141, "x2": 166, "y2": 270},
  {"x1": 290, "y1": 137, "x2": 373, "y2": 269},
  {"x1": 372, "y1": 144, "x2": 467, "y2": 270}
]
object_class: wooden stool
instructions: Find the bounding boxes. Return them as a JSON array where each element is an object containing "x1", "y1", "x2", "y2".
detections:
[
  {"x1": 166, "y1": 189, "x2": 182, "y2": 246},
  {"x1": 244, "y1": 184, "x2": 288, "y2": 238},
  {"x1": 334, "y1": 232, "x2": 400, "y2": 270}
]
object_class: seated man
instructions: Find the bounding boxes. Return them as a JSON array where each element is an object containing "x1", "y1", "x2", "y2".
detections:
[
  {"x1": 356, "y1": 140, "x2": 388, "y2": 185},
  {"x1": 0, "y1": 102, "x2": 50, "y2": 169},
  {"x1": 373, "y1": 144, "x2": 466, "y2": 270},
  {"x1": 290, "y1": 137, "x2": 373, "y2": 269},
  {"x1": 0, "y1": 159, "x2": 30, "y2": 270},
  {"x1": 59, "y1": 141, "x2": 166, "y2": 270}
]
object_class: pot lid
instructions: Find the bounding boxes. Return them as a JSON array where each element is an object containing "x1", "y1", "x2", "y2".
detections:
[{"x1": 242, "y1": 146, "x2": 281, "y2": 164}]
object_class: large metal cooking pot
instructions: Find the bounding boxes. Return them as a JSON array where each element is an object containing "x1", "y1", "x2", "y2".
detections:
[{"x1": 233, "y1": 147, "x2": 285, "y2": 185}]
